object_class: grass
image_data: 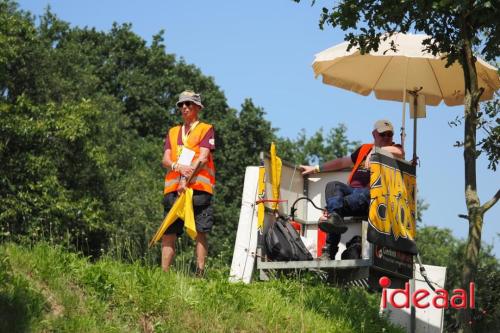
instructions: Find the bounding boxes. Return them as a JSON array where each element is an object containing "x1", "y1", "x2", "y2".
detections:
[{"x1": 0, "y1": 242, "x2": 404, "y2": 332}]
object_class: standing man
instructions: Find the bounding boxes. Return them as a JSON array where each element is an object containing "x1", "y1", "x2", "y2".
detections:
[
  {"x1": 161, "y1": 90, "x2": 215, "y2": 275},
  {"x1": 300, "y1": 119, "x2": 403, "y2": 260}
]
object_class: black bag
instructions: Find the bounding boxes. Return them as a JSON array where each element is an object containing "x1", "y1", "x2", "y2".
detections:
[
  {"x1": 264, "y1": 217, "x2": 313, "y2": 261},
  {"x1": 341, "y1": 235, "x2": 362, "y2": 260}
]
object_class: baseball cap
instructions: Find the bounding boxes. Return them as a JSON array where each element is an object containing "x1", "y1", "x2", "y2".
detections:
[{"x1": 374, "y1": 119, "x2": 394, "y2": 133}]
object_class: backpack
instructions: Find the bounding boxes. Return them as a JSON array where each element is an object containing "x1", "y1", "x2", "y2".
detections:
[
  {"x1": 264, "y1": 217, "x2": 313, "y2": 261},
  {"x1": 341, "y1": 235, "x2": 362, "y2": 260}
]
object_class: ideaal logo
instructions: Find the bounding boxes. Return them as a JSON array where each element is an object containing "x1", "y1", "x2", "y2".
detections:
[{"x1": 379, "y1": 276, "x2": 475, "y2": 309}]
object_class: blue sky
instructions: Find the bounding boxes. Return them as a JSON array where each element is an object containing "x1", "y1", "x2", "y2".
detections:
[{"x1": 18, "y1": 0, "x2": 499, "y2": 256}]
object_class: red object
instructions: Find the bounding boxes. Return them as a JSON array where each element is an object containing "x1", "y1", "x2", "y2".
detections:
[
  {"x1": 255, "y1": 199, "x2": 287, "y2": 204},
  {"x1": 317, "y1": 229, "x2": 327, "y2": 257},
  {"x1": 347, "y1": 143, "x2": 374, "y2": 184},
  {"x1": 379, "y1": 276, "x2": 392, "y2": 288},
  {"x1": 290, "y1": 220, "x2": 301, "y2": 232}
]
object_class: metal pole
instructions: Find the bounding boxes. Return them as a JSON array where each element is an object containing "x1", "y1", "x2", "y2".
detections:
[
  {"x1": 412, "y1": 94, "x2": 418, "y2": 162},
  {"x1": 410, "y1": 267, "x2": 416, "y2": 333},
  {"x1": 408, "y1": 87, "x2": 422, "y2": 163},
  {"x1": 401, "y1": 58, "x2": 409, "y2": 149}
]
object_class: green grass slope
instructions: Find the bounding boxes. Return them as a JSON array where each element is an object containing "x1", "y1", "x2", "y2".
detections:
[{"x1": 0, "y1": 243, "x2": 403, "y2": 332}]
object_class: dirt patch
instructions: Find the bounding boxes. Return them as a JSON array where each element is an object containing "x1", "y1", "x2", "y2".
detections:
[
  {"x1": 25, "y1": 270, "x2": 65, "y2": 318},
  {"x1": 139, "y1": 315, "x2": 154, "y2": 333}
]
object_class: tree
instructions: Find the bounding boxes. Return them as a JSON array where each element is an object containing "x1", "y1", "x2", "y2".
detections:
[
  {"x1": 417, "y1": 226, "x2": 500, "y2": 332},
  {"x1": 294, "y1": 1, "x2": 499, "y2": 330},
  {"x1": 275, "y1": 124, "x2": 359, "y2": 165},
  {"x1": 208, "y1": 99, "x2": 276, "y2": 255}
]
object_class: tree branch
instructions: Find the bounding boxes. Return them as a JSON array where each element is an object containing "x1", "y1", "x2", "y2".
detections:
[{"x1": 481, "y1": 189, "x2": 500, "y2": 214}]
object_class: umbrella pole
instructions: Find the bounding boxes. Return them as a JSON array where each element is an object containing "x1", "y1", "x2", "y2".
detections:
[
  {"x1": 413, "y1": 107, "x2": 418, "y2": 162},
  {"x1": 401, "y1": 58, "x2": 409, "y2": 150},
  {"x1": 408, "y1": 88, "x2": 423, "y2": 162},
  {"x1": 401, "y1": 91, "x2": 407, "y2": 149},
  {"x1": 412, "y1": 92, "x2": 418, "y2": 162}
]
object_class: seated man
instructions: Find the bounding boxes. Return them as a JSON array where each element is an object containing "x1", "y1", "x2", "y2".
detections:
[{"x1": 300, "y1": 119, "x2": 404, "y2": 260}]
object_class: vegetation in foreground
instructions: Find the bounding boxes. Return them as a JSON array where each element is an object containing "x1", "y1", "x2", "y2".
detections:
[{"x1": 0, "y1": 242, "x2": 403, "y2": 333}]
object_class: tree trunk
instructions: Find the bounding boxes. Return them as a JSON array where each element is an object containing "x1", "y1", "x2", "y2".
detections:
[{"x1": 457, "y1": 32, "x2": 483, "y2": 333}]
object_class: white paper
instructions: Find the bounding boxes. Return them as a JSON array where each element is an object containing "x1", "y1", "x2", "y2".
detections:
[{"x1": 178, "y1": 147, "x2": 195, "y2": 166}]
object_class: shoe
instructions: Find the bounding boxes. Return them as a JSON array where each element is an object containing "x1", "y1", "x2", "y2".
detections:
[
  {"x1": 195, "y1": 267, "x2": 205, "y2": 278},
  {"x1": 320, "y1": 244, "x2": 331, "y2": 260},
  {"x1": 318, "y1": 212, "x2": 348, "y2": 234},
  {"x1": 319, "y1": 244, "x2": 339, "y2": 260}
]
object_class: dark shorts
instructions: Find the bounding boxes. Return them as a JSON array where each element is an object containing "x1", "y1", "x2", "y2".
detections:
[{"x1": 163, "y1": 190, "x2": 214, "y2": 236}]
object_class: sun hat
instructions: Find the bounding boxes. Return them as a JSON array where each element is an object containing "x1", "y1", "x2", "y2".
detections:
[{"x1": 176, "y1": 90, "x2": 204, "y2": 108}]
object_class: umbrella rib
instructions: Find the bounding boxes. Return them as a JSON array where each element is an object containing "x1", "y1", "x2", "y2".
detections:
[
  {"x1": 372, "y1": 56, "x2": 395, "y2": 91},
  {"x1": 426, "y1": 58, "x2": 445, "y2": 99}
]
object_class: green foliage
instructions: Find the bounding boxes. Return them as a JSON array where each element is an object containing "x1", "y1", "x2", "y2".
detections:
[
  {"x1": 208, "y1": 99, "x2": 276, "y2": 255},
  {"x1": 416, "y1": 197, "x2": 429, "y2": 223},
  {"x1": 0, "y1": 95, "x2": 111, "y2": 248},
  {"x1": 1, "y1": 242, "x2": 404, "y2": 332},
  {"x1": 448, "y1": 96, "x2": 500, "y2": 171},
  {"x1": 417, "y1": 226, "x2": 500, "y2": 332},
  {"x1": 80, "y1": 264, "x2": 116, "y2": 300},
  {"x1": 275, "y1": 124, "x2": 360, "y2": 165},
  {"x1": 477, "y1": 98, "x2": 499, "y2": 171}
]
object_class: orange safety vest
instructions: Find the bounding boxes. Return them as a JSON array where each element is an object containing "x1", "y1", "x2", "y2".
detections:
[
  {"x1": 347, "y1": 143, "x2": 374, "y2": 185},
  {"x1": 164, "y1": 122, "x2": 216, "y2": 194}
]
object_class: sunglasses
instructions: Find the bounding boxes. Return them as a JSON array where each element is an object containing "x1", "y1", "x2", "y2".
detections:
[
  {"x1": 177, "y1": 101, "x2": 193, "y2": 108},
  {"x1": 379, "y1": 131, "x2": 394, "y2": 138}
]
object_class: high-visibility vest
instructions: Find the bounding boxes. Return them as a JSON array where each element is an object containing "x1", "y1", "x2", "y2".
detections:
[
  {"x1": 164, "y1": 122, "x2": 215, "y2": 194},
  {"x1": 347, "y1": 143, "x2": 374, "y2": 185}
]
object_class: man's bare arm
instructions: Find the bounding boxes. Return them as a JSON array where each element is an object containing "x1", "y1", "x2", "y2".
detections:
[
  {"x1": 162, "y1": 149, "x2": 173, "y2": 169},
  {"x1": 300, "y1": 156, "x2": 354, "y2": 175}
]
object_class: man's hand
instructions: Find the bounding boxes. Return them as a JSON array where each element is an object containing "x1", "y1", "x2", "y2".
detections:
[
  {"x1": 299, "y1": 165, "x2": 317, "y2": 175},
  {"x1": 177, "y1": 164, "x2": 195, "y2": 178},
  {"x1": 177, "y1": 177, "x2": 187, "y2": 194},
  {"x1": 319, "y1": 209, "x2": 329, "y2": 221}
]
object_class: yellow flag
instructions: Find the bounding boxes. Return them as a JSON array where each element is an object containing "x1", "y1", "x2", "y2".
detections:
[
  {"x1": 257, "y1": 166, "x2": 266, "y2": 231},
  {"x1": 149, "y1": 188, "x2": 197, "y2": 247},
  {"x1": 181, "y1": 188, "x2": 197, "y2": 240},
  {"x1": 270, "y1": 142, "x2": 282, "y2": 211}
]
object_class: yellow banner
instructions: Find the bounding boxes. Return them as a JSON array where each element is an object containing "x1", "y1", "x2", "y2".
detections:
[{"x1": 368, "y1": 154, "x2": 416, "y2": 246}]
